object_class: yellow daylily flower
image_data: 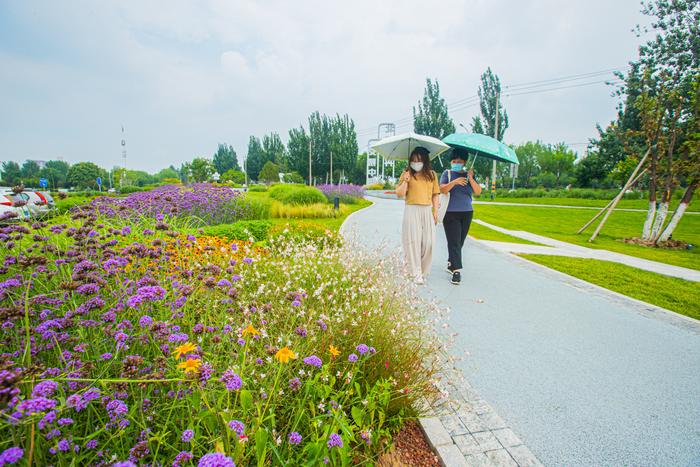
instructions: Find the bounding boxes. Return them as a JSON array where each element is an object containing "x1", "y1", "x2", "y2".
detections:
[
  {"x1": 275, "y1": 346, "x2": 297, "y2": 364},
  {"x1": 173, "y1": 342, "x2": 197, "y2": 359},
  {"x1": 329, "y1": 345, "x2": 341, "y2": 359}
]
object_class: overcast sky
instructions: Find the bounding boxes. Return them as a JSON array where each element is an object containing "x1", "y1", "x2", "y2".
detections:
[{"x1": 0, "y1": 0, "x2": 649, "y2": 173}]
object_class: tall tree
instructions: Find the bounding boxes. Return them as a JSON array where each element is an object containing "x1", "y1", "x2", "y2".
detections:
[
  {"x1": 41, "y1": 160, "x2": 70, "y2": 188},
  {"x1": 287, "y1": 126, "x2": 311, "y2": 181},
  {"x1": 21, "y1": 161, "x2": 41, "y2": 180},
  {"x1": 262, "y1": 133, "x2": 286, "y2": 168},
  {"x1": 1, "y1": 161, "x2": 22, "y2": 185},
  {"x1": 66, "y1": 162, "x2": 102, "y2": 189},
  {"x1": 245, "y1": 136, "x2": 266, "y2": 181},
  {"x1": 470, "y1": 115, "x2": 484, "y2": 134},
  {"x1": 512, "y1": 141, "x2": 545, "y2": 188},
  {"x1": 413, "y1": 78, "x2": 455, "y2": 139},
  {"x1": 476, "y1": 67, "x2": 509, "y2": 140},
  {"x1": 190, "y1": 158, "x2": 215, "y2": 183},
  {"x1": 213, "y1": 144, "x2": 240, "y2": 174}
]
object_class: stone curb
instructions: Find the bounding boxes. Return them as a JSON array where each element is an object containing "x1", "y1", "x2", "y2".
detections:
[{"x1": 417, "y1": 376, "x2": 544, "y2": 467}]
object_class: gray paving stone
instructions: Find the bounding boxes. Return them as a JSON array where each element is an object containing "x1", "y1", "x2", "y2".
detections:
[
  {"x1": 484, "y1": 449, "x2": 518, "y2": 467},
  {"x1": 436, "y1": 444, "x2": 469, "y2": 467},
  {"x1": 491, "y1": 428, "x2": 522, "y2": 448},
  {"x1": 470, "y1": 399, "x2": 492, "y2": 415},
  {"x1": 440, "y1": 414, "x2": 470, "y2": 436},
  {"x1": 458, "y1": 410, "x2": 488, "y2": 434},
  {"x1": 473, "y1": 431, "x2": 503, "y2": 451},
  {"x1": 479, "y1": 411, "x2": 508, "y2": 430},
  {"x1": 463, "y1": 453, "x2": 497, "y2": 467},
  {"x1": 453, "y1": 433, "x2": 482, "y2": 456},
  {"x1": 420, "y1": 417, "x2": 454, "y2": 448},
  {"x1": 507, "y1": 445, "x2": 544, "y2": 467}
]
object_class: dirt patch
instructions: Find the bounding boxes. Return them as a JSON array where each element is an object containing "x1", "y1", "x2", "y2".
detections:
[
  {"x1": 622, "y1": 237, "x2": 690, "y2": 250},
  {"x1": 378, "y1": 420, "x2": 440, "y2": 467}
]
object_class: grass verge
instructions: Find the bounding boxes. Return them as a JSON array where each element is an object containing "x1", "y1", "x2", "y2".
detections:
[
  {"x1": 474, "y1": 204, "x2": 700, "y2": 270},
  {"x1": 468, "y1": 221, "x2": 540, "y2": 245},
  {"x1": 519, "y1": 254, "x2": 700, "y2": 320}
]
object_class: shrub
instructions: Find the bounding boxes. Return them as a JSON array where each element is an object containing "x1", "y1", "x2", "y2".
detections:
[
  {"x1": 283, "y1": 172, "x2": 305, "y2": 184},
  {"x1": 243, "y1": 195, "x2": 272, "y2": 219},
  {"x1": 119, "y1": 185, "x2": 146, "y2": 194},
  {"x1": 269, "y1": 184, "x2": 327, "y2": 205},
  {"x1": 316, "y1": 184, "x2": 365, "y2": 204},
  {"x1": 201, "y1": 220, "x2": 272, "y2": 242},
  {"x1": 270, "y1": 201, "x2": 350, "y2": 219},
  {"x1": 363, "y1": 183, "x2": 383, "y2": 190},
  {"x1": 248, "y1": 185, "x2": 268, "y2": 192},
  {"x1": 259, "y1": 161, "x2": 282, "y2": 184}
]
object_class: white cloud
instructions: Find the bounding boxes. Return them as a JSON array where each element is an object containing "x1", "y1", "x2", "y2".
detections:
[{"x1": 0, "y1": 0, "x2": 648, "y2": 171}]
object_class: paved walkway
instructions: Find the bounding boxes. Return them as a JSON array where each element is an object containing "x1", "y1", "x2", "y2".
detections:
[
  {"x1": 473, "y1": 220, "x2": 700, "y2": 282},
  {"x1": 342, "y1": 196, "x2": 700, "y2": 467}
]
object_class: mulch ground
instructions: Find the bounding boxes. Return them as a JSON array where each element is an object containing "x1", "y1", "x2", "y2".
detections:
[
  {"x1": 377, "y1": 420, "x2": 441, "y2": 467},
  {"x1": 622, "y1": 237, "x2": 690, "y2": 249}
]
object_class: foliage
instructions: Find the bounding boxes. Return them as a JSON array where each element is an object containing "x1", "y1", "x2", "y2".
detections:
[
  {"x1": 262, "y1": 133, "x2": 286, "y2": 168},
  {"x1": 201, "y1": 220, "x2": 273, "y2": 242},
  {"x1": 282, "y1": 172, "x2": 305, "y2": 184},
  {"x1": 269, "y1": 221, "x2": 341, "y2": 248},
  {"x1": 413, "y1": 78, "x2": 455, "y2": 139},
  {"x1": 316, "y1": 184, "x2": 365, "y2": 204},
  {"x1": 270, "y1": 202, "x2": 352, "y2": 219},
  {"x1": 0, "y1": 205, "x2": 443, "y2": 465},
  {"x1": 190, "y1": 158, "x2": 215, "y2": 183},
  {"x1": 244, "y1": 195, "x2": 272, "y2": 220},
  {"x1": 259, "y1": 161, "x2": 282, "y2": 185},
  {"x1": 268, "y1": 185, "x2": 327, "y2": 205},
  {"x1": 0, "y1": 161, "x2": 21, "y2": 185},
  {"x1": 221, "y1": 169, "x2": 246, "y2": 185},
  {"x1": 213, "y1": 143, "x2": 240, "y2": 174},
  {"x1": 119, "y1": 185, "x2": 147, "y2": 194},
  {"x1": 363, "y1": 183, "x2": 384, "y2": 191},
  {"x1": 244, "y1": 136, "x2": 267, "y2": 181},
  {"x1": 155, "y1": 167, "x2": 180, "y2": 182},
  {"x1": 66, "y1": 162, "x2": 102, "y2": 189},
  {"x1": 475, "y1": 67, "x2": 509, "y2": 141},
  {"x1": 247, "y1": 185, "x2": 268, "y2": 193}
]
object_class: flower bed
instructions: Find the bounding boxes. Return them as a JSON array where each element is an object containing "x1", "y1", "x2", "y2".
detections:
[
  {"x1": 0, "y1": 205, "x2": 443, "y2": 465},
  {"x1": 89, "y1": 184, "x2": 249, "y2": 226},
  {"x1": 316, "y1": 185, "x2": 365, "y2": 204}
]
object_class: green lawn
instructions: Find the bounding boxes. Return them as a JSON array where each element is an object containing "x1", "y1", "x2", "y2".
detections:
[
  {"x1": 468, "y1": 221, "x2": 540, "y2": 245},
  {"x1": 520, "y1": 254, "x2": 700, "y2": 320},
  {"x1": 477, "y1": 196, "x2": 697, "y2": 211},
  {"x1": 473, "y1": 203, "x2": 700, "y2": 270}
]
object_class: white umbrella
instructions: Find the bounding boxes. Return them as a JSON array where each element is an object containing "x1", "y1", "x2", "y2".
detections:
[{"x1": 370, "y1": 132, "x2": 450, "y2": 161}]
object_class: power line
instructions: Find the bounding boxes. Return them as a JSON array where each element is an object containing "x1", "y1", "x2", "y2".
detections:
[{"x1": 357, "y1": 66, "x2": 627, "y2": 137}]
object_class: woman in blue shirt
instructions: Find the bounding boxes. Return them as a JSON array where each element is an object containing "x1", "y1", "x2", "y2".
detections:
[{"x1": 439, "y1": 150, "x2": 482, "y2": 284}]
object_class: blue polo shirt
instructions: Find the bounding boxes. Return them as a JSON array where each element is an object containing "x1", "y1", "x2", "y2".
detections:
[{"x1": 440, "y1": 170, "x2": 474, "y2": 212}]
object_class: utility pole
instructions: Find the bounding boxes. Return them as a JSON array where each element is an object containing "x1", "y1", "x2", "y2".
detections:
[
  {"x1": 491, "y1": 91, "x2": 500, "y2": 200},
  {"x1": 308, "y1": 138, "x2": 312, "y2": 186},
  {"x1": 120, "y1": 125, "x2": 127, "y2": 188}
]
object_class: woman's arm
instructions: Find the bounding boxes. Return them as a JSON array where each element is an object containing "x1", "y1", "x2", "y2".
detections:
[
  {"x1": 396, "y1": 171, "x2": 409, "y2": 198},
  {"x1": 468, "y1": 169, "x2": 482, "y2": 196},
  {"x1": 432, "y1": 193, "x2": 440, "y2": 224},
  {"x1": 440, "y1": 177, "x2": 467, "y2": 194}
]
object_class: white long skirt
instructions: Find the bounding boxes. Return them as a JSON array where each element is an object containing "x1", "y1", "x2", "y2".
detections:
[{"x1": 401, "y1": 204, "x2": 435, "y2": 280}]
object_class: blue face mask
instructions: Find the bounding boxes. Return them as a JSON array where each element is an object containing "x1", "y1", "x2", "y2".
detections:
[{"x1": 451, "y1": 163, "x2": 464, "y2": 172}]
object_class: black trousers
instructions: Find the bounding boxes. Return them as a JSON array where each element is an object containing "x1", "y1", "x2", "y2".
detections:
[{"x1": 443, "y1": 211, "x2": 474, "y2": 271}]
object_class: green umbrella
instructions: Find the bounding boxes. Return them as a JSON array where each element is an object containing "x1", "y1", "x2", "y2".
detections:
[{"x1": 442, "y1": 133, "x2": 519, "y2": 165}]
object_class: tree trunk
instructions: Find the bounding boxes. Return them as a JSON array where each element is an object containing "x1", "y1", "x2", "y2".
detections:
[
  {"x1": 642, "y1": 152, "x2": 657, "y2": 240},
  {"x1": 657, "y1": 180, "x2": 697, "y2": 242},
  {"x1": 650, "y1": 201, "x2": 668, "y2": 240}
]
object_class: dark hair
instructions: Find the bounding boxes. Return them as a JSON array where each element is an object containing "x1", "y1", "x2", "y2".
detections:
[
  {"x1": 408, "y1": 146, "x2": 435, "y2": 181},
  {"x1": 450, "y1": 148, "x2": 469, "y2": 162}
]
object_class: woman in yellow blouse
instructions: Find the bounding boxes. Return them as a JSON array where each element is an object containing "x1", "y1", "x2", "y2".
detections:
[{"x1": 395, "y1": 147, "x2": 440, "y2": 284}]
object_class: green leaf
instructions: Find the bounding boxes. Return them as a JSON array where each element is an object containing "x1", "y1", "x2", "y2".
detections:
[
  {"x1": 240, "y1": 390, "x2": 253, "y2": 411},
  {"x1": 351, "y1": 406, "x2": 365, "y2": 427},
  {"x1": 255, "y1": 428, "x2": 268, "y2": 466}
]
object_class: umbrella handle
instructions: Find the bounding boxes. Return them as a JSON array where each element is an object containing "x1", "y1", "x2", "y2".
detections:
[{"x1": 469, "y1": 154, "x2": 477, "y2": 169}]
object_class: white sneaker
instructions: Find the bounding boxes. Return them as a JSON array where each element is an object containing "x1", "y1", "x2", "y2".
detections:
[{"x1": 414, "y1": 276, "x2": 425, "y2": 285}]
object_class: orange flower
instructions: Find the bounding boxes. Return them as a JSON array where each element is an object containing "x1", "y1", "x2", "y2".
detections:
[
  {"x1": 275, "y1": 346, "x2": 297, "y2": 364},
  {"x1": 242, "y1": 325, "x2": 260, "y2": 337},
  {"x1": 173, "y1": 342, "x2": 197, "y2": 359},
  {"x1": 177, "y1": 358, "x2": 202, "y2": 374},
  {"x1": 329, "y1": 345, "x2": 341, "y2": 359}
]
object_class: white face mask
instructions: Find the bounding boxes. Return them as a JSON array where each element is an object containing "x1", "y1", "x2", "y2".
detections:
[{"x1": 410, "y1": 162, "x2": 424, "y2": 172}]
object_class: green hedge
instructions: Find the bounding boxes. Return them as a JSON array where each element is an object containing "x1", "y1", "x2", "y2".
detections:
[
  {"x1": 495, "y1": 188, "x2": 648, "y2": 200},
  {"x1": 248, "y1": 185, "x2": 268, "y2": 192},
  {"x1": 200, "y1": 220, "x2": 272, "y2": 242},
  {"x1": 269, "y1": 184, "x2": 327, "y2": 205}
]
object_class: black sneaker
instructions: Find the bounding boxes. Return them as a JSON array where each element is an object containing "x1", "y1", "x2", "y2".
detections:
[{"x1": 451, "y1": 271, "x2": 461, "y2": 285}]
